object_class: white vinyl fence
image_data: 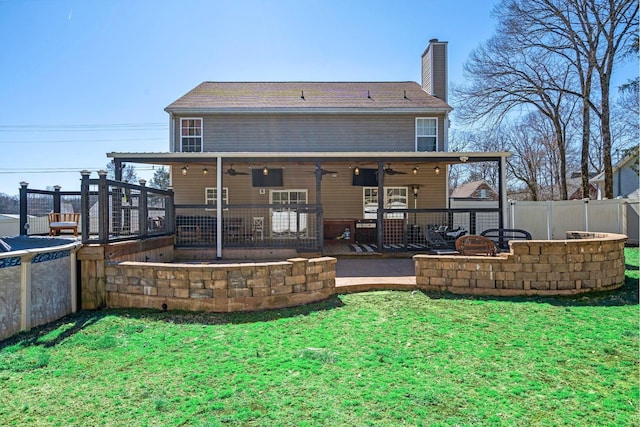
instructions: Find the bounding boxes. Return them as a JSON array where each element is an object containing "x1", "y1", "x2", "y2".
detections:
[{"x1": 507, "y1": 198, "x2": 639, "y2": 244}]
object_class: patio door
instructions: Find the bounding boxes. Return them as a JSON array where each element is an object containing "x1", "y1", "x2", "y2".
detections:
[{"x1": 270, "y1": 189, "x2": 307, "y2": 237}]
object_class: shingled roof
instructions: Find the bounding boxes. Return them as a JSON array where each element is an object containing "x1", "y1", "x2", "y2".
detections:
[{"x1": 165, "y1": 81, "x2": 452, "y2": 112}]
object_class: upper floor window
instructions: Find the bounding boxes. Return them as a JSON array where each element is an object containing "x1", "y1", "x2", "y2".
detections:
[
  {"x1": 181, "y1": 118, "x2": 202, "y2": 152},
  {"x1": 416, "y1": 118, "x2": 438, "y2": 152}
]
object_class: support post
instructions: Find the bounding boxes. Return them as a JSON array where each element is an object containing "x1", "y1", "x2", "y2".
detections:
[
  {"x1": 376, "y1": 161, "x2": 384, "y2": 251},
  {"x1": 499, "y1": 156, "x2": 506, "y2": 229},
  {"x1": 80, "y1": 170, "x2": 91, "y2": 242},
  {"x1": 139, "y1": 179, "x2": 148, "y2": 237},
  {"x1": 53, "y1": 185, "x2": 62, "y2": 215},
  {"x1": 70, "y1": 249, "x2": 78, "y2": 313},
  {"x1": 315, "y1": 161, "x2": 323, "y2": 252},
  {"x1": 20, "y1": 253, "x2": 34, "y2": 331},
  {"x1": 97, "y1": 170, "x2": 109, "y2": 244},
  {"x1": 216, "y1": 157, "x2": 223, "y2": 260},
  {"x1": 19, "y1": 181, "x2": 28, "y2": 236}
]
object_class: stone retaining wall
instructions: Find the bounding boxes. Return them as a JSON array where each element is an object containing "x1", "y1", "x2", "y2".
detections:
[
  {"x1": 415, "y1": 231, "x2": 627, "y2": 296},
  {"x1": 105, "y1": 257, "x2": 336, "y2": 312}
]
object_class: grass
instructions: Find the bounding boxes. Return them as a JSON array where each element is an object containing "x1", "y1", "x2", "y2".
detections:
[{"x1": 0, "y1": 248, "x2": 638, "y2": 426}]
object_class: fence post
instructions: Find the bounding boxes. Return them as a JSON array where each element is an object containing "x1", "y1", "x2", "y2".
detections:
[
  {"x1": 583, "y1": 198, "x2": 589, "y2": 232},
  {"x1": 53, "y1": 185, "x2": 61, "y2": 214},
  {"x1": 509, "y1": 200, "x2": 516, "y2": 229},
  {"x1": 97, "y1": 170, "x2": 109, "y2": 244},
  {"x1": 19, "y1": 181, "x2": 28, "y2": 236},
  {"x1": 139, "y1": 179, "x2": 148, "y2": 237},
  {"x1": 618, "y1": 199, "x2": 624, "y2": 234},
  {"x1": 80, "y1": 170, "x2": 91, "y2": 242},
  {"x1": 546, "y1": 201, "x2": 553, "y2": 239}
]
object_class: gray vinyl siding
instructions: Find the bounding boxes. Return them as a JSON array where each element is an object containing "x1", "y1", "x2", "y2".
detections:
[
  {"x1": 421, "y1": 42, "x2": 447, "y2": 102},
  {"x1": 172, "y1": 113, "x2": 447, "y2": 153},
  {"x1": 172, "y1": 164, "x2": 448, "y2": 213}
]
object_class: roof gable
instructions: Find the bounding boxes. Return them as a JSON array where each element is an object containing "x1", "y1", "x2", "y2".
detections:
[
  {"x1": 451, "y1": 180, "x2": 496, "y2": 199},
  {"x1": 165, "y1": 81, "x2": 452, "y2": 112}
]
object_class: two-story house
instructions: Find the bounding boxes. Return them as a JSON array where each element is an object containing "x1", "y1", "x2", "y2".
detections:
[{"x1": 109, "y1": 39, "x2": 509, "y2": 258}]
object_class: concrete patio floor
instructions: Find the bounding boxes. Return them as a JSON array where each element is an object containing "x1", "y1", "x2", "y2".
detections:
[{"x1": 335, "y1": 257, "x2": 417, "y2": 290}]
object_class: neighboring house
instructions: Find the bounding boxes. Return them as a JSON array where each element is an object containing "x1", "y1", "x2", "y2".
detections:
[
  {"x1": 567, "y1": 172, "x2": 599, "y2": 200},
  {"x1": 108, "y1": 39, "x2": 510, "y2": 256},
  {"x1": 450, "y1": 180, "x2": 499, "y2": 202},
  {"x1": 590, "y1": 150, "x2": 640, "y2": 200}
]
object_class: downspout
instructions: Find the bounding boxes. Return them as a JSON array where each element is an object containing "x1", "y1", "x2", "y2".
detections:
[{"x1": 216, "y1": 156, "x2": 223, "y2": 260}]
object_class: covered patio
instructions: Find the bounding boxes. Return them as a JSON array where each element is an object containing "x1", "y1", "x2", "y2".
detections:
[{"x1": 108, "y1": 151, "x2": 510, "y2": 259}]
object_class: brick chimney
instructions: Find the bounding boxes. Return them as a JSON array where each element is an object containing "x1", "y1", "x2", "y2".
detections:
[{"x1": 421, "y1": 39, "x2": 448, "y2": 102}]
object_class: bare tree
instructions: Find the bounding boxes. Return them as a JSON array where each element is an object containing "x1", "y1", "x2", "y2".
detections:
[
  {"x1": 454, "y1": 33, "x2": 576, "y2": 198},
  {"x1": 495, "y1": 0, "x2": 638, "y2": 199}
]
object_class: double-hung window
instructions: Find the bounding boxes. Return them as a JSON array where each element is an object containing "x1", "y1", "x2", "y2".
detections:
[
  {"x1": 180, "y1": 118, "x2": 203, "y2": 152},
  {"x1": 363, "y1": 187, "x2": 408, "y2": 219},
  {"x1": 416, "y1": 118, "x2": 438, "y2": 152},
  {"x1": 205, "y1": 187, "x2": 228, "y2": 210}
]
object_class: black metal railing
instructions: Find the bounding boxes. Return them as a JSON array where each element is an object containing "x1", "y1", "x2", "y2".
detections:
[
  {"x1": 19, "y1": 183, "x2": 82, "y2": 236},
  {"x1": 174, "y1": 203, "x2": 322, "y2": 252},
  {"x1": 379, "y1": 208, "x2": 501, "y2": 251},
  {"x1": 20, "y1": 177, "x2": 500, "y2": 254},
  {"x1": 80, "y1": 172, "x2": 174, "y2": 244}
]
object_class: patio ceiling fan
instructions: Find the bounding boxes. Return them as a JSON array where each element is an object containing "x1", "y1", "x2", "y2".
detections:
[
  {"x1": 384, "y1": 164, "x2": 407, "y2": 175},
  {"x1": 308, "y1": 168, "x2": 338, "y2": 175},
  {"x1": 225, "y1": 165, "x2": 249, "y2": 176}
]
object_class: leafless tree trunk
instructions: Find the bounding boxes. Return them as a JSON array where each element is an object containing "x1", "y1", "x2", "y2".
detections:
[
  {"x1": 497, "y1": 0, "x2": 638, "y2": 199},
  {"x1": 457, "y1": 0, "x2": 637, "y2": 199},
  {"x1": 454, "y1": 34, "x2": 575, "y2": 198}
]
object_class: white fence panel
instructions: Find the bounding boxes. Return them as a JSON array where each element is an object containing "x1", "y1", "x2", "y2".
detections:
[
  {"x1": 508, "y1": 199, "x2": 635, "y2": 242},
  {"x1": 508, "y1": 201, "x2": 551, "y2": 239}
]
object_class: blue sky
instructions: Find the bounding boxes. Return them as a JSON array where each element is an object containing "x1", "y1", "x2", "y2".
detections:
[{"x1": 0, "y1": 0, "x2": 635, "y2": 196}]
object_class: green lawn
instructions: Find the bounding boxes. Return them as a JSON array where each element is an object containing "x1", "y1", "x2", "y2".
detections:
[{"x1": 1, "y1": 248, "x2": 638, "y2": 427}]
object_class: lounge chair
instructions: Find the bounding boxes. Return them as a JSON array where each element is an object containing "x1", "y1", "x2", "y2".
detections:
[{"x1": 425, "y1": 230, "x2": 458, "y2": 254}]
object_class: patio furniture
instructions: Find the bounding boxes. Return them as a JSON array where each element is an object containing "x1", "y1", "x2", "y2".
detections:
[
  {"x1": 480, "y1": 228, "x2": 532, "y2": 251},
  {"x1": 176, "y1": 215, "x2": 217, "y2": 244},
  {"x1": 455, "y1": 235, "x2": 498, "y2": 256},
  {"x1": 252, "y1": 217, "x2": 264, "y2": 241},
  {"x1": 48, "y1": 213, "x2": 80, "y2": 236},
  {"x1": 425, "y1": 229, "x2": 451, "y2": 250}
]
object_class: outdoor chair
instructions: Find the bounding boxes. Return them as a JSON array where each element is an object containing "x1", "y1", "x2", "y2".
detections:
[
  {"x1": 455, "y1": 235, "x2": 498, "y2": 256},
  {"x1": 480, "y1": 228, "x2": 532, "y2": 251},
  {"x1": 425, "y1": 229, "x2": 455, "y2": 252},
  {"x1": 48, "y1": 212, "x2": 80, "y2": 236}
]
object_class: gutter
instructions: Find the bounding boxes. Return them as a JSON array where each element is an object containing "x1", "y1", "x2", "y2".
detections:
[{"x1": 163, "y1": 107, "x2": 453, "y2": 115}]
